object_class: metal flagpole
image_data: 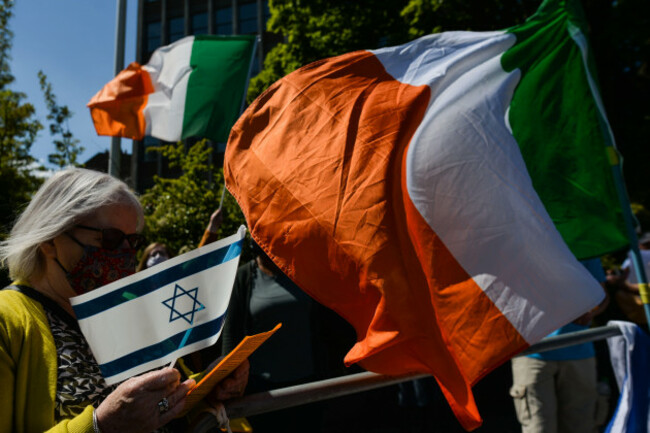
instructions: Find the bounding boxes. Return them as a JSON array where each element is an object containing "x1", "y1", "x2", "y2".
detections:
[
  {"x1": 184, "y1": 326, "x2": 624, "y2": 431},
  {"x1": 218, "y1": 35, "x2": 260, "y2": 210},
  {"x1": 109, "y1": 0, "x2": 127, "y2": 178},
  {"x1": 607, "y1": 146, "x2": 650, "y2": 327}
]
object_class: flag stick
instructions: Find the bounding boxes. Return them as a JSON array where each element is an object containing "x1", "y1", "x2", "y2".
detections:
[
  {"x1": 580, "y1": 39, "x2": 650, "y2": 326},
  {"x1": 608, "y1": 148, "x2": 650, "y2": 327},
  {"x1": 218, "y1": 35, "x2": 260, "y2": 210}
]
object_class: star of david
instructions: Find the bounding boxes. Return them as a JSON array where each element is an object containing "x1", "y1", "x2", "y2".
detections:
[{"x1": 162, "y1": 284, "x2": 205, "y2": 325}]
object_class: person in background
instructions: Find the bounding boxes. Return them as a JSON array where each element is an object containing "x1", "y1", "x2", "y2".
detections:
[
  {"x1": 220, "y1": 240, "x2": 356, "y2": 433},
  {"x1": 0, "y1": 168, "x2": 245, "y2": 433},
  {"x1": 510, "y1": 257, "x2": 609, "y2": 433},
  {"x1": 137, "y1": 209, "x2": 223, "y2": 273},
  {"x1": 620, "y1": 232, "x2": 650, "y2": 286},
  {"x1": 198, "y1": 208, "x2": 223, "y2": 247},
  {"x1": 137, "y1": 242, "x2": 174, "y2": 272},
  {"x1": 606, "y1": 232, "x2": 650, "y2": 325},
  {"x1": 136, "y1": 209, "x2": 223, "y2": 272}
]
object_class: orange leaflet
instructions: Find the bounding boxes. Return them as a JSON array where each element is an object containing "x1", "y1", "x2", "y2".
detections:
[{"x1": 180, "y1": 323, "x2": 282, "y2": 415}]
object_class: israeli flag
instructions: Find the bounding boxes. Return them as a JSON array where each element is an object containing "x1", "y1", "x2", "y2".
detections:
[{"x1": 70, "y1": 226, "x2": 246, "y2": 385}]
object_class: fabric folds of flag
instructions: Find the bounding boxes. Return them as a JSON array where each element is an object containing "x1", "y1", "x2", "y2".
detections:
[
  {"x1": 70, "y1": 227, "x2": 246, "y2": 385},
  {"x1": 224, "y1": 1, "x2": 620, "y2": 430},
  {"x1": 87, "y1": 35, "x2": 255, "y2": 143}
]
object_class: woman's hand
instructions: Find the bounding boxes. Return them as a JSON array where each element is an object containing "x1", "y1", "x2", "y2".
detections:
[
  {"x1": 208, "y1": 359, "x2": 250, "y2": 403},
  {"x1": 95, "y1": 368, "x2": 195, "y2": 433}
]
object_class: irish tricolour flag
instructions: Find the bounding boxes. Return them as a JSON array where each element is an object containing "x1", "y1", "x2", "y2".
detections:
[
  {"x1": 70, "y1": 227, "x2": 245, "y2": 385},
  {"x1": 88, "y1": 35, "x2": 256, "y2": 143},
  {"x1": 224, "y1": 0, "x2": 625, "y2": 429}
]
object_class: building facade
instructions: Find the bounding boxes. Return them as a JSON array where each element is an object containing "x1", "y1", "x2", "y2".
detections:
[{"x1": 132, "y1": 0, "x2": 276, "y2": 191}]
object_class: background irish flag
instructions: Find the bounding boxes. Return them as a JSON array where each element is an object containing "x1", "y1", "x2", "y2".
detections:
[
  {"x1": 225, "y1": 0, "x2": 626, "y2": 429},
  {"x1": 88, "y1": 35, "x2": 256, "y2": 143}
]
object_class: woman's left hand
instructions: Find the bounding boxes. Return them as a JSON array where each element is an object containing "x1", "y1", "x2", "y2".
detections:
[{"x1": 207, "y1": 359, "x2": 250, "y2": 403}]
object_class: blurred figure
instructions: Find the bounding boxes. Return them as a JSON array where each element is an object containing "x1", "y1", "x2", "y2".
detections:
[
  {"x1": 620, "y1": 232, "x2": 650, "y2": 286},
  {"x1": 137, "y1": 242, "x2": 173, "y2": 271},
  {"x1": 198, "y1": 208, "x2": 223, "y2": 247},
  {"x1": 510, "y1": 258, "x2": 609, "y2": 433},
  {"x1": 137, "y1": 208, "x2": 223, "y2": 273},
  {"x1": 606, "y1": 232, "x2": 650, "y2": 325},
  {"x1": 220, "y1": 240, "x2": 355, "y2": 433}
]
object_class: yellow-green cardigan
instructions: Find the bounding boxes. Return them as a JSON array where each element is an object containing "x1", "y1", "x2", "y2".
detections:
[{"x1": 0, "y1": 287, "x2": 94, "y2": 433}]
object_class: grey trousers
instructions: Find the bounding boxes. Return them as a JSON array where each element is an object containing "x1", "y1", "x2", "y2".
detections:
[{"x1": 510, "y1": 356, "x2": 597, "y2": 433}]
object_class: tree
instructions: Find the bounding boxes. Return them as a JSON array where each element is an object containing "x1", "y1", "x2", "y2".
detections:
[
  {"x1": 139, "y1": 140, "x2": 246, "y2": 255},
  {"x1": 0, "y1": 0, "x2": 42, "y2": 286},
  {"x1": 0, "y1": 0, "x2": 42, "y2": 229},
  {"x1": 38, "y1": 70, "x2": 84, "y2": 168},
  {"x1": 401, "y1": 0, "x2": 539, "y2": 37},
  {"x1": 247, "y1": 0, "x2": 407, "y2": 102}
]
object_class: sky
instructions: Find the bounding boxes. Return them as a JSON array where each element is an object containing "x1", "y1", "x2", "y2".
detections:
[{"x1": 10, "y1": 0, "x2": 138, "y2": 169}]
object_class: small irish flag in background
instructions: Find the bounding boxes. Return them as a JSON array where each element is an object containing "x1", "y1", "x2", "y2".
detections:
[
  {"x1": 70, "y1": 227, "x2": 246, "y2": 385},
  {"x1": 225, "y1": 0, "x2": 627, "y2": 429},
  {"x1": 88, "y1": 35, "x2": 256, "y2": 143}
]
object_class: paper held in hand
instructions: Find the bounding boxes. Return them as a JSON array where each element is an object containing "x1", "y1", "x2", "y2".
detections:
[{"x1": 180, "y1": 322, "x2": 282, "y2": 415}]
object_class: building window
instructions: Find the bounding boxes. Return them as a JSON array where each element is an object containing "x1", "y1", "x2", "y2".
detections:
[
  {"x1": 239, "y1": 2, "x2": 257, "y2": 34},
  {"x1": 192, "y1": 12, "x2": 208, "y2": 34},
  {"x1": 168, "y1": 16, "x2": 185, "y2": 43},
  {"x1": 263, "y1": 0, "x2": 270, "y2": 20},
  {"x1": 215, "y1": 7, "x2": 233, "y2": 35},
  {"x1": 146, "y1": 21, "x2": 161, "y2": 54}
]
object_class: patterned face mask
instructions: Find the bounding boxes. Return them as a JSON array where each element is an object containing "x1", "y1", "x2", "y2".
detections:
[{"x1": 57, "y1": 238, "x2": 137, "y2": 295}]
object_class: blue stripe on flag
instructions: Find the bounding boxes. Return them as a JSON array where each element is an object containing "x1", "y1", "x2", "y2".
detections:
[
  {"x1": 99, "y1": 313, "x2": 226, "y2": 379},
  {"x1": 73, "y1": 239, "x2": 243, "y2": 320}
]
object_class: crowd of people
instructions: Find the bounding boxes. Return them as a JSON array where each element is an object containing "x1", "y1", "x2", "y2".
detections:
[{"x1": 0, "y1": 166, "x2": 648, "y2": 433}]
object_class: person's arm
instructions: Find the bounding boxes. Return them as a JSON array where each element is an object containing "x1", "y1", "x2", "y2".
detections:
[
  {"x1": 95, "y1": 368, "x2": 194, "y2": 433},
  {"x1": 44, "y1": 407, "x2": 94, "y2": 433},
  {"x1": 0, "y1": 308, "x2": 95, "y2": 433},
  {"x1": 198, "y1": 209, "x2": 223, "y2": 248},
  {"x1": 0, "y1": 327, "x2": 19, "y2": 433}
]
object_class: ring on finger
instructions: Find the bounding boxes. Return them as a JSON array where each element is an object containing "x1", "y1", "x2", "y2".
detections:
[{"x1": 158, "y1": 397, "x2": 170, "y2": 414}]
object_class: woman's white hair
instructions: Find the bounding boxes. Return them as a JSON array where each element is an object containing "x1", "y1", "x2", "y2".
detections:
[{"x1": 0, "y1": 168, "x2": 144, "y2": 282}]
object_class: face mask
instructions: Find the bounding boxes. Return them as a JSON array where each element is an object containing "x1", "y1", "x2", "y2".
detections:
[
  {"x1": 146, "y1": 251, "x2": 169, "y2": 268},
  {"x1": 57, "y1": 243, "x2": 137, "y2": 295}
]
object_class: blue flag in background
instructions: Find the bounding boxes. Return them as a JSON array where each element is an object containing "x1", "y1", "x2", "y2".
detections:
[{"x1": 606, "y1": 321, "x2": 650, "y2": 433}]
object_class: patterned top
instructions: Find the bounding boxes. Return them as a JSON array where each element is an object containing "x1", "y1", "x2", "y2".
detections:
[
  {"x1": 39, "y1": 292, "x2": 176, "y2": 433},
  {"x1": 42, "y1": 307, "x2": 115, "y2": 420},
  {"x1": 8, "y1": 285, "x2": 177, "y2": 432}
]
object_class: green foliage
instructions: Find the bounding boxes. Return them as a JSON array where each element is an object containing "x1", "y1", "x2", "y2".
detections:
[
  {"x1": 139, "y1": 140, "x2": 246, "y2": 255},
  {"x1": 37, "y1": 70, "x2": 84, "y2": 168},
  {"x1": 401, "y1": 0, "x2": 538, "y2": 38},
  {"x1": 0, "y1": 0, "x2": 42, "y2": 237},
  {"x1": 0, "y1": 0, "x2": 43, "y2": 285},
  {"x1": 0, "y1": 0, "x2": 14, "y2": 88},
  {"x1": 248, "y1": 0, "x2": 406, "y2": 101}
]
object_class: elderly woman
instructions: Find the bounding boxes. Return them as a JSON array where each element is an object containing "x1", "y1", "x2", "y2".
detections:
[{"x1": 0, "y1": 168, "x2": 246, "y2": 433}]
